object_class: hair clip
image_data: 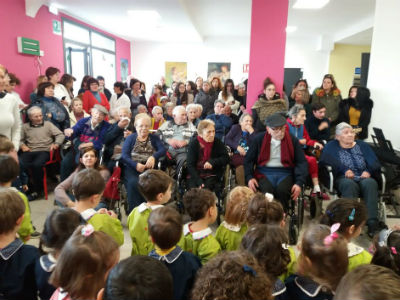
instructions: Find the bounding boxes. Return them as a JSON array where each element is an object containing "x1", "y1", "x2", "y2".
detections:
[
  {"x1": 391, "y1": 247, "x2": 398, "y2": 255},
  {"x1": 265, "y1": 193, "x2": 274, "y2": 202},
  {"x1": 81, "y1": 224, "x2": 95, "y2": 237},
  {"x1": 326, "y1": 209, "x2": 334, "y2": 218},
  {"x1": 348, "y1": 208, "x2": 355, "y2": 221},
  {"x1": 324, "y1": 223, "x2": 340, "y2": 246},
  {"x1": 243, "y1": 264, "x2": 257, "y2": 276},
  {"x1": 282, "y1": 243, "x2": 289, "y2": 250}
]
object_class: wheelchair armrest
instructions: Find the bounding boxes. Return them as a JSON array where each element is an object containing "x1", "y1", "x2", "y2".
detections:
[
  {"x1": 322, "y1": 165, "x2": 334, "y2": 193},
  {"x1": 380, "y1": 166, "x2": 386, "y2": 194}
]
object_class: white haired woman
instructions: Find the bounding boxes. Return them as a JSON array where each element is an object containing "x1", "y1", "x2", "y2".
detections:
[{"x1": 320, "y1": 122, "x2": 385, "y2": 237}]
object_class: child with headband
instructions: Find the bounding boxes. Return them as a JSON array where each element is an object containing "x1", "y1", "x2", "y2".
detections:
[
  {"x1": 285, "y1": 224, "x2": 348, "y2": 300},
  {"x1": 215, "y1": 186, "x2": 254, "y2": 250},
  {"x1": 371, "y1": 228, "x2": 400, "y2": 275},
  {"x1": 49, "y1": 224, "x2": 119, "y2": 300},
  {"x1": 320, "y1": 198, "x2": 371, "y2": 271}
]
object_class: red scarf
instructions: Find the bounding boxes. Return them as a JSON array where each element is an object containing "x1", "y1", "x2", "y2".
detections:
[
  {"x1": 257, "y1": 127, "x2": 295, "y2": 167},
  {"x1": 197, "y1": 136, "x2": 213, "y2": 162}
]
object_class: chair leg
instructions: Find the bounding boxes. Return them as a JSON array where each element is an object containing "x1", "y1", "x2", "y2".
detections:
[{"x1": 43, "y1": 167, "x2": 48, "y2": 200}]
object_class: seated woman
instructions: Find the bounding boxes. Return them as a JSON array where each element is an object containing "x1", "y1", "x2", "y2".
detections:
[
  {"x1": 121, "y1": 113, "x2": 166, "y2": 214},
  {"x1": 69, "y1": 97, "x2": 89, "y2": 127},
  {"x1": 286, "y1": 105, "x2": 329, "y2": 200},
  {"x1": 82, "y1": 77, "x2": 110, "y2": 114},
  {"x1": 338, "y1": 86, "x2": 373, "y2": 140},
  {"x1": 30, "y1": 82, "x2": 70, "y2": 131},
  {"x1": 206, "y1": 100, "x2": 233, "y2": 141},
  {"x1": 252, "y1": 77, "x2": 287, "y2": 132},
  {"x1": 225, "y1": 113, "x2": 256, "y2": 186},
  {"x1": 55, "y1": 146, "x2": 110, "y2": 208},
  {"x1": 187, "y1": 119, "x2": 229, "y2": 192},
  {"x1": 320, "y1": 122, "x2": 384, "y2": 237},
  {"x1": 244, "y1": 113, "x2": 308, "y2": 212},
  {"x1": 150, "y1": 106, "x2": 165, "y2": 131},
  {"x1": 186, "y1": 103, "x2": 200, "y2": 127}
]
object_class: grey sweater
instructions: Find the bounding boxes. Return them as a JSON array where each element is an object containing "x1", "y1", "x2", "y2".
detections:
[{"x1": 20, "y1": 121, "x2": 64, "y2": 152}]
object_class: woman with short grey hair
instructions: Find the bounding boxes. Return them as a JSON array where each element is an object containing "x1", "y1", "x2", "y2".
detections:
[{"x1": 320, "y1": 122, "x2": 385, "y2": 237}]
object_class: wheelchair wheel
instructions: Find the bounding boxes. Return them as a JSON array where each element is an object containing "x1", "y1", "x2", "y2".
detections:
[
  {"x1": 297, "y1": 197, "x2": 304, "y2": 230},
  {"x1": 288, "y1": 215, "x2": 299, "y2": 245}
]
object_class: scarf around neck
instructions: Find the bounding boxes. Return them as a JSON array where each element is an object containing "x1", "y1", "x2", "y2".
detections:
[{"x1": 197, "y1": 135, "x2": 214, "y2": 162}]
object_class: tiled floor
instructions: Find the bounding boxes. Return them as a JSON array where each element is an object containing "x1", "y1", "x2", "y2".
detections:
[{"x1": 26, "y1": 188, "x2": 400, "y2": 260}]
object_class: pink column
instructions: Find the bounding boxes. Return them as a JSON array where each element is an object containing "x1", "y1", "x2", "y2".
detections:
[{"x1": 247, "y1": 0, "x2": 289, "y2": 111}]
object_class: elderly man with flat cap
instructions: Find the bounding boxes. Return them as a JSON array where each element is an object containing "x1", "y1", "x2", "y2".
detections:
[{"x1": 244, "y1": 112, "x2": 308, "y2": 211}]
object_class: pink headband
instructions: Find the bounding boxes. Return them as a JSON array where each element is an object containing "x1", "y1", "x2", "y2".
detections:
[{"x1": 324, "y1": 223, "x2": 340, "y2": 246}]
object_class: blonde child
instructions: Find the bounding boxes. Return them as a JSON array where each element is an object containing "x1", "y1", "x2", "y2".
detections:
[
  {"x1": 72, "y1": 168, "x2": 124, "y2": 246},
  {"x1": 215, "y1": 186, "x2": 254, "y2": 250},
  {"x1": 127, "y1": 169, "x2": 173, "y2": 255},
  {"x1": 0, "y1": 189, "x2": 39, "y2": 299},
  {"x1": 179, "y1": 188, "x2": 221, "y2": 264},
  {"x1": 49, "y1": 225, "x2": 119, "y2": 300},
  {"x1": 286, "y1": 224, "x2": 348, "y2": 300},
  {"x1": 320, "y1": 198, "x2": 371, "y2": 271}
]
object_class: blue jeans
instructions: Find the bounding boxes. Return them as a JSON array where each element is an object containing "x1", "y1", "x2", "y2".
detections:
[
  {"x1": 123, "y1": 166, "x2": 145, "y2": 215},
  {"x1": 336, "y1": 176, "x2": 378, "y2": 224}
]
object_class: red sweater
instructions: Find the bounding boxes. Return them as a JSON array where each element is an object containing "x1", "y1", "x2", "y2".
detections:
[
  {"x1": 82, "y1": 90, "x2": 110, "y2": 114},
  {"x1": 286, "y1": 118, "x2": 316, "y2": 147},
  {"x1": 148, "y1": 92, "x2": 167, "y2": 112}
]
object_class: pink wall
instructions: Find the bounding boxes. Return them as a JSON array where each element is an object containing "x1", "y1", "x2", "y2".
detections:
[
  {"x1": 0, "y1": 0, "x2": 131, "y2": 103},
  {"x1": 246, "y1": 0, "x2": 289, "y2": 111}
]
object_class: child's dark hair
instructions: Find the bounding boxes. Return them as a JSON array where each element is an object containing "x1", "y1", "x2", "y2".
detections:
[
  {"x1": 247, "y1": 193, "x2": 284, "y2": 226},
  {"x1": 191, "y1": 251, "x2": 273, "y2": 300},
  {"x1": 224, "y1": 186, "x2": 253, "y2": 225},
  {"x1": 371, "y1": 229, "x2": 400, "y2": 275},
  {"x1": 138, "y1": 169, "x2": 173, "y2": 202},
  {"x1": 0, "y1": 189, "x2": 25, "y2": 234},
  {"x1": 0, "y1": 154, "x2": 19, "y2": 183},
  {"x1": 241, "y1": 224, "x2": 290, "y2": 280},
  {"x1": 183, "y1": 188, "x2": 215, "y2": 221},
  {"x1": 50, "y1": 225, "x2": 119, "y2": 300},
  {"x1": 334, "y1": 264, "x2": 400, "y2": 300},
  {"x1": 104, "y1": 256, "x2": 173, "y2": 300},
  {"x1": 148, "y1": 206, "x2": 182, "y2": 249},
  {"x1": 39, "y1": 208, "x2": 86, "y2": 254},
  {"x1": 72, "y1": 168, "x2": 105, "y2": 200},
  {"x1": 320, "y1": 198, "x2": 367, "y2": 236},
  {"x1": 300, "y1": 224, "x2": 348, "y2": 291}
]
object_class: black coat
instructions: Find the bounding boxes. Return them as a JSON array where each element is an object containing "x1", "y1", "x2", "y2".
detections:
[
  {"x1": 186, "y1": 137, "x2": 229, "y2": 187},
  {"x1": 338, "y1": 97, "x2": 373, "y2": 140}
]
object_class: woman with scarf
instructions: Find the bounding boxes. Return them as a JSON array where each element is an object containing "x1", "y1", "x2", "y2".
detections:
[
  {"x1": 187, "y1": 119, "x2": 229, "y2": 191},
  {"x1": 82, "y1": 77, "x2": 110, "y2": 114},
  {"x1": 252, "y1": 77, "x2": 288, "y2": 132},
  {"x1": 244, "y1": 113, "x2": 308, "y2": 212}
]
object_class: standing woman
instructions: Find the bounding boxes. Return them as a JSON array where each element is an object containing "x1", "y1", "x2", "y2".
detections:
[
  {"x1": 0, "y1": 65, "x2": 21, "y2": 149},
  {"x1": 148, "y1": 84, "x2": 166, "y2": 113},
  {"x1": 186, "y1": 80, "x2": 198, "y2": 98},
  {"x1": 338, "y1": 86, "x2": 373, "y2": 140},
  {"x1": 311, "y1": 74, "x2": 342, "y2": 131},
  {"x1": 210, "y1": 77, "x2": 223, "y2": 101},
  {"x1": 218, "y1": 79, "x2": 240, "y2": 114},
  {"x1": 54, "y1": 74, "x2": 75, "y2": 107},
  {"x1": 252, "y1": 77, "x2": 287, "y2": 132},
  {"x1": 78, "y1": 75, "x2": 91, "y2": 96},
  {"x1": 45, "y1": 67, "x2": 61, "y2": 88},
  {"x1": 82, "y1": 77, "x2": 110, "y2": 114},
  {"x1": 170, "y1": 82, "x2": 193, "y2": 107},
  {"x1": 127, "y1": 78, "x2": 147, "y2": 115}
]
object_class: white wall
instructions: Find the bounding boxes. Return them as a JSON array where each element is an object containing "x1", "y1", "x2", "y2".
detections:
[
  {"x1": 130, "y1": 35, "x2": 331, "y2": 99},
  {"x1": 367, "y1": 0, "x2": 400, "y2": 149},
  {"x1": 285, "y1": 36, "x2": 331, "y2": 91},
  {"x1": 130, "y1": 37, "x2": 250, "y2": 99}
]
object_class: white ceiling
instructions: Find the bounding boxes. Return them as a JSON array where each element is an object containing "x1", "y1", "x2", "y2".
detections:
[{"x1": 48, "y1": 0, "x2": 375, "y2": 45}]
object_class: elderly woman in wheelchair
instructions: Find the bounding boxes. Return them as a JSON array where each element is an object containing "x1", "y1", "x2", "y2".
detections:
[
  {"x1": 320, "y1": 122, "x2": 386, "y2": 237},
  {"x1": 186, "y1": 119, "x2": 229, "y2": 193},
  {"x1": 244, "y1": 113, "x2": 308, "y2": 212}
]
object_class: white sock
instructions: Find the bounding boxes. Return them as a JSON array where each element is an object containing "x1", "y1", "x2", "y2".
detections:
[{"x1": 313, "y1": 185, "x2": 321, "y2": 193}]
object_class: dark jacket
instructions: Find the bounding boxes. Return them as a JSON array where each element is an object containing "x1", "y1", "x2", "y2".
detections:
[
  {"x1": 125, "y1": 90, "x2": 147, "y2": 112},
  {"x1": 225, "y1": 124, "x2": 256, "y2": 150},
  {"x1": 304, "y1": 114, "x2": 330, "y2": 142},
  {"x1": 121, "y1": 133, "x2": 166, "y2": 170},
  {"x1": 186, "y1": 137, "x2": 229, "y2": 187},
  {"x1": 70, "y1": 117, "x2": 110, "y2": 151},
  {"x1": 103, "y1": 121, "x2": 135, "y2": 163},
  {"x1": 206, "y1": 114, "x2": 232, "y2": 141},
  {"x1": 285, "y1": 275, "x2": 333, "y2": 300},
  {"x1": 338, "y1": 97, "x2": 373, "y2": 140},
  {"x1": 319, "y1": 139, "x2": 381, "y2": 180},
  {"x1": 244, "y1": 132, "x2": 308, "y2": 186},
  {"x1": 194, "y1": 90, "x2": 214, "y2": 118},
  {"x1": 29, "y1": 96, "x2": 70, "y2": 131}
]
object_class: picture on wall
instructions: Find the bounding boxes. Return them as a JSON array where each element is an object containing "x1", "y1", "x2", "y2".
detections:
[
  {"x1": 165, "y1": 62, "x2": 187, "y2": 86},
  {"x1": 207, "y1": 62, "x2": 231, "y2": 85},
  {"x1": 120, "y1": 58, "x2": 129, "y2": 82}
]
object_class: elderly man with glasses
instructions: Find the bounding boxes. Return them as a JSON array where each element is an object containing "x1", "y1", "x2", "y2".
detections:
[{"x1": 244, "y1": 113, "x2": 308, "y2": 211}]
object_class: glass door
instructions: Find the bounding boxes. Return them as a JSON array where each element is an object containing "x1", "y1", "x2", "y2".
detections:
[{"x1": 65, "y1": 42, "x2": 90, "y2": 95}]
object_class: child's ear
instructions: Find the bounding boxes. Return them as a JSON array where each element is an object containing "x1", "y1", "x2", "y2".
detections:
[
  {"x1": 16, "y1": 214, "x2": 24, "y2": 226},
  {"x1": 348, "y1": 224, "x2": 356, "y2": 236},
  {"x1": 96, "y1": 288, "x2": 104, "y2": 300},
  {"x1": 156, "y1": 192, "x2": 163, "y2": 202}
]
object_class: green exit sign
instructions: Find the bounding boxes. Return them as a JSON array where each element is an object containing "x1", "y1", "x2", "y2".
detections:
[{"x1": 17, "y1": 37, "x2": 40, "y2": 56}]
